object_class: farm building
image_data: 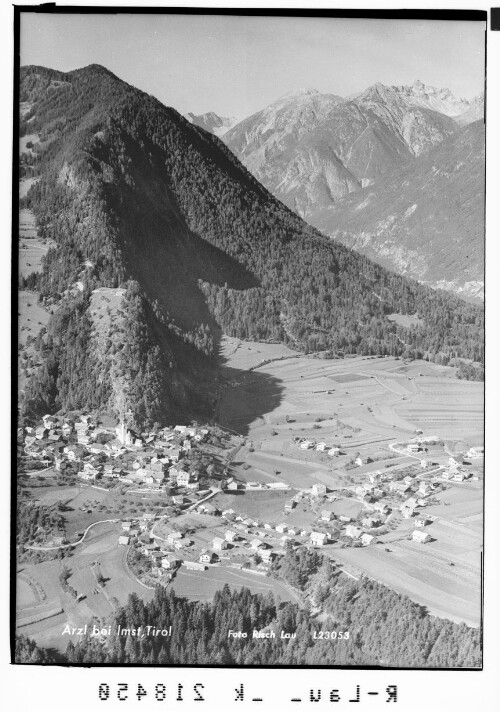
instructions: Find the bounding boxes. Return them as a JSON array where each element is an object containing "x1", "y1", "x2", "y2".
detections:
[
  {"x1": 199, "y1": 550, "x2": 215, "y2": 564},
  {"x1": 328, "y1": 447, "x2": 340, "y2": 457},
  {"x1": 316, "y1": 442, "x2": 328, "y2": 452},
  {"x1": 227, "y1": 481, "x2": 240, "y2": 491},
  {"x1": 225, "y1": 530, "x2": 238, "y2": 542},
  {"x1": 118, "y1": 535, "x2": 130, "y2": 546},
  {"x1": 467, "y1": 446, "x2": 484, "y2": 459},
  {"x1": 310, "y1": 531, "x2": 328, "y2": 546},
  {"x1": 412, "y1": 530, "x2": 432, "y2": 544},
  {"x1": 407, "y1": 444, "x2": 421, "y2": 453},
  {"x1": 321, "y1": 510, "x2": 334, "y2": 522},
  {"x1": 284, "y1": 500, "x2": 296, "y2": 513},
  {"x1": 361, "y1": 533, "x2": 375, "y2": 546},
  {"x1": 300, "y1": 440, "x2": 313, "y2": 450},
  {"x1": 184, "y1": 561, "x2": 206, "y2": 571},
  {"x1": 275, "y1": 523, "x2": 288, "y2": 534},
  {"x1": 121, "y1": 521, "x2": 132, "y2": 531}
]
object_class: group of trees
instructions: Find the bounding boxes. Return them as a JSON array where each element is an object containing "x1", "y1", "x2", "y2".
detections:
[
  {"x1": 16, "y1": 490, "x2": 65, "y2": 547},
  {"x1": 50, "y1": 568, "x2": 481, "y2": 667}
]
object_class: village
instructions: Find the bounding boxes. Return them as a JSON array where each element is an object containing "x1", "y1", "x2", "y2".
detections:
[{"x1": 17, "y1": 409, "x2": 483, "y2": 594}]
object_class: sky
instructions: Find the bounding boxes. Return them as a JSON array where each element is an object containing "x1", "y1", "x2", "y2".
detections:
[{"x1": 20, "y1": 13, "x2": 485, "y2": 119}]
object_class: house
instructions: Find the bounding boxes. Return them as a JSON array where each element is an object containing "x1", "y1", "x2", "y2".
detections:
[
  {"x1": 121, "y1": 521, "x2": 132, "y2": 531},
  {"x1": 200, "y1": 503, "x2": 218, "y2": 516},
  {"x1": 161, "y1": 557, "x2": 179, "y2": 570},
  {"x1": 345, "y1": 525, "x2": 362, "y2": 539},
  {"x1": 79, "y1": 470, "x2": 97, "y2": 481},
  {"x1": 420, "y1": 459, "x2": 428, "y2": 469},
  {"x1": 300, "y1": 440, "x2": 313, "y2": 450},
  {"x1": 415, "y1": 517, "x2": 429, "y2": 528},
  {"x1": 177, "y1": 470, "x2": 191, "y2": 487},
  {"x1": 340, "y1": 515, "x2": 352, "y2": 523},
  {"x1": 212, "y1": 537, "x2": 228, "y2": 551},
  {"x1": 418, "y1": 482, "x2": 432, "y2": 496},
  {"x1": 328, "y1": 447, "x2": 340, "y2": 457},
  {"x1": 251, "y1": 538, "x2": 265, "y2": 551},
  {"x1": 173, "y1": 537, "x2": 191, "y2": 550},
  {"x1": 199, "y1": 550, "x2": 214, "y2": 564},
  {"x1": 361, "y1": 533, "x2": 375, "y2": 546},
  {"x1": 275, "y1": 524, "x2": 287, "y2": 534},
  {"x1": 35, "y1": 426, "x2": 49, "y2": 440},
  {"x1": 284, "y1": 500, "x2": 295, "y2": 513},
  {"x1": 316, "y1": 442, "x2": 328, "y2": 452},
  {"x1": 389, "y1": 481, "x2": 411, "y2": 494},
  {"x1": 453, "y1": 472, "x2": 467, "y2": 482},
  {"x1": 187, "y1": 481, "x2": 199, "y2": 491},
  {"x1": 261, "y1": 549, "x2": 277, "y2": 564},
  {"x1": 167, "y1": 531, "x2": 183, "y2": 545},
  {"x1": 118, "y1": 535, "x2": 130, "y2": 546},
  {"x1": 407, "y1": 443, "x2": 421, "y2": 453},
  {"x1": 310, "y1": 531, "x2": 328, "y2": 546},
  {"x1": 225, "y1": 531, "x2": 238, "y2": 542},
  {"x1": 227, "y1": 481, "x2": 240, "y2": 491},
  {"x1": 321, "y1": 510, "x2": 334, "y2": 522},
  {"x1": 362, "y1": 516, "x2": 381, "y2": 528},
  {"x1": 312, "y1": 483, "x2": 327, "y2": 497},
  {"x1": 467, "y1": 446, "x2": 484, "y2": 459},
  {"x1": 412, "y1": 530, "x2": 432, "y2": 543}
]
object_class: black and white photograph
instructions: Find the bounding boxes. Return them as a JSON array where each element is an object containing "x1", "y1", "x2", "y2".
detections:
[{"x1": 12, "y1": 4, "x2": 487, "y2": 677}]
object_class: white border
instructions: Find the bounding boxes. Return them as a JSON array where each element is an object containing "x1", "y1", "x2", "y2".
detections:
[{"x1": 2, "y1": 3, "x2": 497, "y2": 711}]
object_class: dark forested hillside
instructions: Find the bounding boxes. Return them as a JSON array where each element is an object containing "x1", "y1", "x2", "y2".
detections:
[
  {"x1": 19, "y1": 64, "x2": 484, "y2": 425},
  {"x1": 49, "y1": 579, "x2": 480, "y2": 667}
]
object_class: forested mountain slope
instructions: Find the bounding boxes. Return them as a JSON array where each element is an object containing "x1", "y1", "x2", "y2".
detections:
[
  {"x1": 19, "y1": 65, "x2": 484, "y2": 426},
  {"x1": 322, "y1": 121, "x2": 485, "y2": 302}
]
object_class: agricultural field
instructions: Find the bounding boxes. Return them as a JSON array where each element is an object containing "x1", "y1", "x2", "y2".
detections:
[
  {"x1": 18, "y1": 208, "x2": 54, "y2": 278},
  {"x1": 331, "y1": 482, "x2": 482, "y2": 627},
  {"x1": 217, "y1": 340, "x2": 484, "y2": 625},
  {"x1": 16, "y1": 522, "x2": 155, "y2": 653},
  {"x1": 168, "y1": 565, "x2": 297, "y2": 603},
  {"x1": 22, "y1": 482, "x2": 170, "y2": 542}
]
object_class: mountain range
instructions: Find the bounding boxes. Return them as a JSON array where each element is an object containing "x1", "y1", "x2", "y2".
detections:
[
  {"x1": 195, "y1": 80, "x2": 483, "y2": 300},
  {"x1": 18, "y1": 65, "x2": 484, "y2": 427},
  {"x1": 186, "y1": 111, "x2": 237, "y2": 137}
]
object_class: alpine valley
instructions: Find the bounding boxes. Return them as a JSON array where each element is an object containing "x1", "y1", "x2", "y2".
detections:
[
  {"x1": 16, "y1": 63, "x2": 484, "y2": 670},
  {"x1": 18, "y1": 65, "x2": 483, "y2": 429}
]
